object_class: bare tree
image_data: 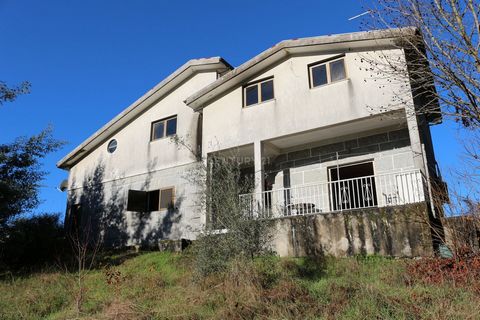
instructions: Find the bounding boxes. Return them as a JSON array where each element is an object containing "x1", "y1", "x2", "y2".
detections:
[
  {"x1": 362, "y1": 0, "x2": 479, "y2": 128},
  {"x1": 67, "y1": 217, "x2": 101, "y2": 315}
]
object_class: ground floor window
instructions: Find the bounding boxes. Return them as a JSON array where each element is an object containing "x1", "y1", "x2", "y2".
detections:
[
  {"x1": 127, "y1": 187, "x2": 175, "y2": 212},
  {"x1": 329, "y1": 161, "x2": 377, "y2": 210}
]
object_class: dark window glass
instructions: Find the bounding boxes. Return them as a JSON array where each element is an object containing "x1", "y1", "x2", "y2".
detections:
[
  {"x1": 330, "y1": 59, "x2": 346, "y2": 82},
  {"x1": 127, "y1": 190, "x2": 147, "y2": 212},
  {"x1": 152, "y1": 121, "x2": 165, "y2": 140},
  {"x1": 245, "y1": 85, "x2": 259, "y2": 106},
  {"x1": 107, "y1": 139, "x2": 117, "y2": 153},
  {"x1": 160, "y1": 188, "x2": 174, "y2": 210},
  {"x1": 127, "y1": 189, "x2": 162, "y2": 212},
  {"x1": 261, "y1": 80, "x2": 274, "y2": 101},
  {"x1": 311, "y1": 64, "x2": 328, "y2": 87},
  {"x1": 147, "y1": 190, "x2": 159, "y2": 211},
  {"x1": 166, "y1": 117, "x2": 177, "y2": 136}
]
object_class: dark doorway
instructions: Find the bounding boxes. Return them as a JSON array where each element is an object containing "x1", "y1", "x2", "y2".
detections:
[{"x1": 329, "y1": 162, "x2": 377, "y2": 211}]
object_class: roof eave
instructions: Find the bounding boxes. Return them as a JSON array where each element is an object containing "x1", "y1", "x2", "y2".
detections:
[
  {"x1": 186, "y1": 27, "x2": 418, "y2": 111},
  {"x1": 57, "y1": 57, "x2": 232, "y2": 169}
]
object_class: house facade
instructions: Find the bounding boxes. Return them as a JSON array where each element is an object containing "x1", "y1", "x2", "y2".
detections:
[{"x1": 58, "y1": 28, "x2": 444, "y2": 256}]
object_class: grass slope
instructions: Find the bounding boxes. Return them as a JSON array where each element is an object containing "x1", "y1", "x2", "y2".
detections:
[{"x1": 0, "y1": 252, "x2": 479, "y2": 319}]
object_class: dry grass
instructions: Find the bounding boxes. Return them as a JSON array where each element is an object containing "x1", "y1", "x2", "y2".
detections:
[{"x1": 0, "y1": 252, "x2": 479, "y2": 319}]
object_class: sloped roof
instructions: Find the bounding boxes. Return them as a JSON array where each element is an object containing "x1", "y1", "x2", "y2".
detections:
[
  {"x1": 57, "y1": 57, "x2": 232, "y2": 169},
  {"x1": 185, "y1": 28, "x2": 417, "y2": 111}
]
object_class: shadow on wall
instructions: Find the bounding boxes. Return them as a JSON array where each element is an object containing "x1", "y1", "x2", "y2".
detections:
[
  {"x1": 65, "y1": 161, "x2": 184, "y2": 249},
  {"x1": 129, "y1": 157, "x2": 185, "y2": 247},
  {"x1": 131, "y1": 195, "x2": 184, "y2": 247},
  {"x1": 66, "y1": 163, "x2": 128, "y2": 248}
]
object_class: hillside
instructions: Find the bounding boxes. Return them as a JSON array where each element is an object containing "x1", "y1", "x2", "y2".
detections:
[{"x1": 1, "y1": 252, "x2": 479, "y2": 319}]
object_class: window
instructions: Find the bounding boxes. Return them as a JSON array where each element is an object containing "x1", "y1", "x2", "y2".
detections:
[
  {"x1": 309, "y1": 56, "x2": 346, "y2": 88},
  {"x1": 107, "y1": 139, "x2": 117, "y2": 153},
  {"x1": 243, "y1": 78, "x2": 274, "y2": 107},
  {"x1": 127, "y1": 188, "x2": 175, "y2": 212},
  {"x1": 151, "y1": 116, "x2": 177, "y2": 141},
  {"x1": 127, "y1": 189, "x2": 159, "y2": 212},
  {"x1": 159, "y1": 187, "x2": 175, "y2": 210}
]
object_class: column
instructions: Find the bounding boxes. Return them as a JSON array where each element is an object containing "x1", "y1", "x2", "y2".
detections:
[{"x1": 254, "y1": 140, "x2": 264, "y2": 215}]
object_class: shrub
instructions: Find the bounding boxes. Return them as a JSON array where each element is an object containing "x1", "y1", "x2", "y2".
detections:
[
  {"x1": 406, "y1": 249, "x2": 480, "y2": 294},
  {"x1": 0, "y1": 213, "x2": 66, "y2": 270}
]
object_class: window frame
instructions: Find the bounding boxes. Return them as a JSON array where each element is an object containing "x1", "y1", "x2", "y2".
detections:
[
  {"x1": 150, "y1": 115, "x2": 177, "y2": 141},
  {"x1": 107, "y1": 139, "x2": 118, "y2": 153},
  {"x1": 159, "y1": 186, "x2": 175, "y2": 210},
  {"x1": 243, "y1": 77, "x2": 275, "y2": 108},
  {"x1": 308, "y1": 55, "x2": 347, "y2": 89}
]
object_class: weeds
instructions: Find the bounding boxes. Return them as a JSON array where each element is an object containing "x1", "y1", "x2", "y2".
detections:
[
  {"x1": 0, "y1": 252, "x2": 479, "y2": 319},
  {"x1": 407, "y1": 248, "x2": 480, "y2": 294}
]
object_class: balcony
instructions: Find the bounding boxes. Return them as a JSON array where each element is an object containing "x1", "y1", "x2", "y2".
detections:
[{"x1": 239, "y1": 169, "x2": 427, "y2": 219}]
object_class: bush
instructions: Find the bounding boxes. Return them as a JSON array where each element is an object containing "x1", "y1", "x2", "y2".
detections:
[
  {"x1": 0, "y1": 213, "x2": 66, "y2": 271},
  {"x1": 406, "y1": 249, "x2": 480, "y2": 294}
]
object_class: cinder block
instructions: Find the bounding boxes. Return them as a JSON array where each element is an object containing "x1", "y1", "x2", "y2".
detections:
[
  {"x1": 358, "y1": 132, "x2": 388, "y2": 146},
  {"x1": 287, "y1": 149, "x2": 311, "y2": 161},
  {"x1": 380, "y1": 139, "x2": 410, "y2": 151},
  {"x1": 294, "y1": 156, "x2": 321, "y2": 167},
  {"x1": 345, "y1": 139, "x2": 359, "y2": 149},
  {"x1": 312, "y1": 142, "x2": 345, "y2": 156},
  {"x1": 393, "y1": 152, "x2": 414, "y2": 169},
  {"x1": 388, "y1": 128, "x2": 410, "y2": 141}
]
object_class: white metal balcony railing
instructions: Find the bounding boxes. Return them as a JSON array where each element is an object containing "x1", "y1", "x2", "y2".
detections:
[{"x1": 239, "y1": 169, "x2": 427, "y2": 219}]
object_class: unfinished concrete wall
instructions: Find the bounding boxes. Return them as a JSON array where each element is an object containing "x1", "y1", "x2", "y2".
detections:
[
  {"x1": 269, "y1": 127, "x2": 410, "y2": 171},
  {"x1": 443, "y1": 216, "x2": 480, "y2": 252},
  {"x1": 272, "y1": 203, "x2": 434, "y2": 257}
]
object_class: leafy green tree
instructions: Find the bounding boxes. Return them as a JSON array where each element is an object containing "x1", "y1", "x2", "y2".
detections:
[
  {"x1": 0, "y1": 81, "x2": 64, "y2": 232},
  {"x1": 0, "y1": 127, "x2": 64, "y2": 228}
]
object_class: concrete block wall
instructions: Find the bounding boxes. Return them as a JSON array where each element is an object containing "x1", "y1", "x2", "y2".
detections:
[
  {"x1": 271, "y1": 127, "x2": 410, "y2": 170},
  {"x1": 267, "y1": 127, "x2": 414, "y2": 190}
]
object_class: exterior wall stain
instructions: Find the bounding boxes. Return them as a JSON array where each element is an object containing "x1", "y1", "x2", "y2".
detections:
[{"x1": 273, "y1": 203, "x2": 434, "y2": 257}]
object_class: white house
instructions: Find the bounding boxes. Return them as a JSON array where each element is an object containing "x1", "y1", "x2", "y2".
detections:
[{"x1": 58, "y1": 28, "x2": 445, "y2": 256}]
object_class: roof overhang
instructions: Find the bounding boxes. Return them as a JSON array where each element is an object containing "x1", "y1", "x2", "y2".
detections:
[
  {"x1": 57, "y1": 57, "x2": 232, "y2": 169},
  {"x1": 185, "y1": 28, "x2": 418, "y2": 111}
]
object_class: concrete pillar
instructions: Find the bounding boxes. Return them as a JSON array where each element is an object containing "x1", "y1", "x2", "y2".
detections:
[
  {"x1": 405, "y1": 107, "x2": 426, "y2": 173},
  {"x1": 254, "y1": 140, "x2": 265, "y2": 195},
  {"x1": 254, "y1": 141, "x2": 264, "y2": 215}
]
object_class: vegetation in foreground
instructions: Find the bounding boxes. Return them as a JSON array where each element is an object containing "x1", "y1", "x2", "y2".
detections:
[{"x1": 1, "y1": 251, "x2": 479, "y2": 320}]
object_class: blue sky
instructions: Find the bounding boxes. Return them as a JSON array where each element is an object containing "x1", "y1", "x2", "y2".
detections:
[{"x1": 0, "y1": 0, "x2": 462, "y2": 218}]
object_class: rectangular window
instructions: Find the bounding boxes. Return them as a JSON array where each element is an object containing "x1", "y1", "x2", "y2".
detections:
[
  {"x1": 127, "y1": 189, "x2": 162, "y2": 212},
  {"x1": 243, "y1": 78, "x2": 274, "y2": 107},
  {"x1": 151, "y1": 116, "x2": 177, "y2": 141},
  {"x1": 309, "y1": 56, "x2": 346, "y2": 88},
  {"x1": 159, "y1": 187, "x2": 175, "y2": 210}
]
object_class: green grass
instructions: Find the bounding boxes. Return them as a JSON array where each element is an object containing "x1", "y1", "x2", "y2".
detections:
[{"x1": 0, "y1": 252, "x2": 478, "y2": 319}]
